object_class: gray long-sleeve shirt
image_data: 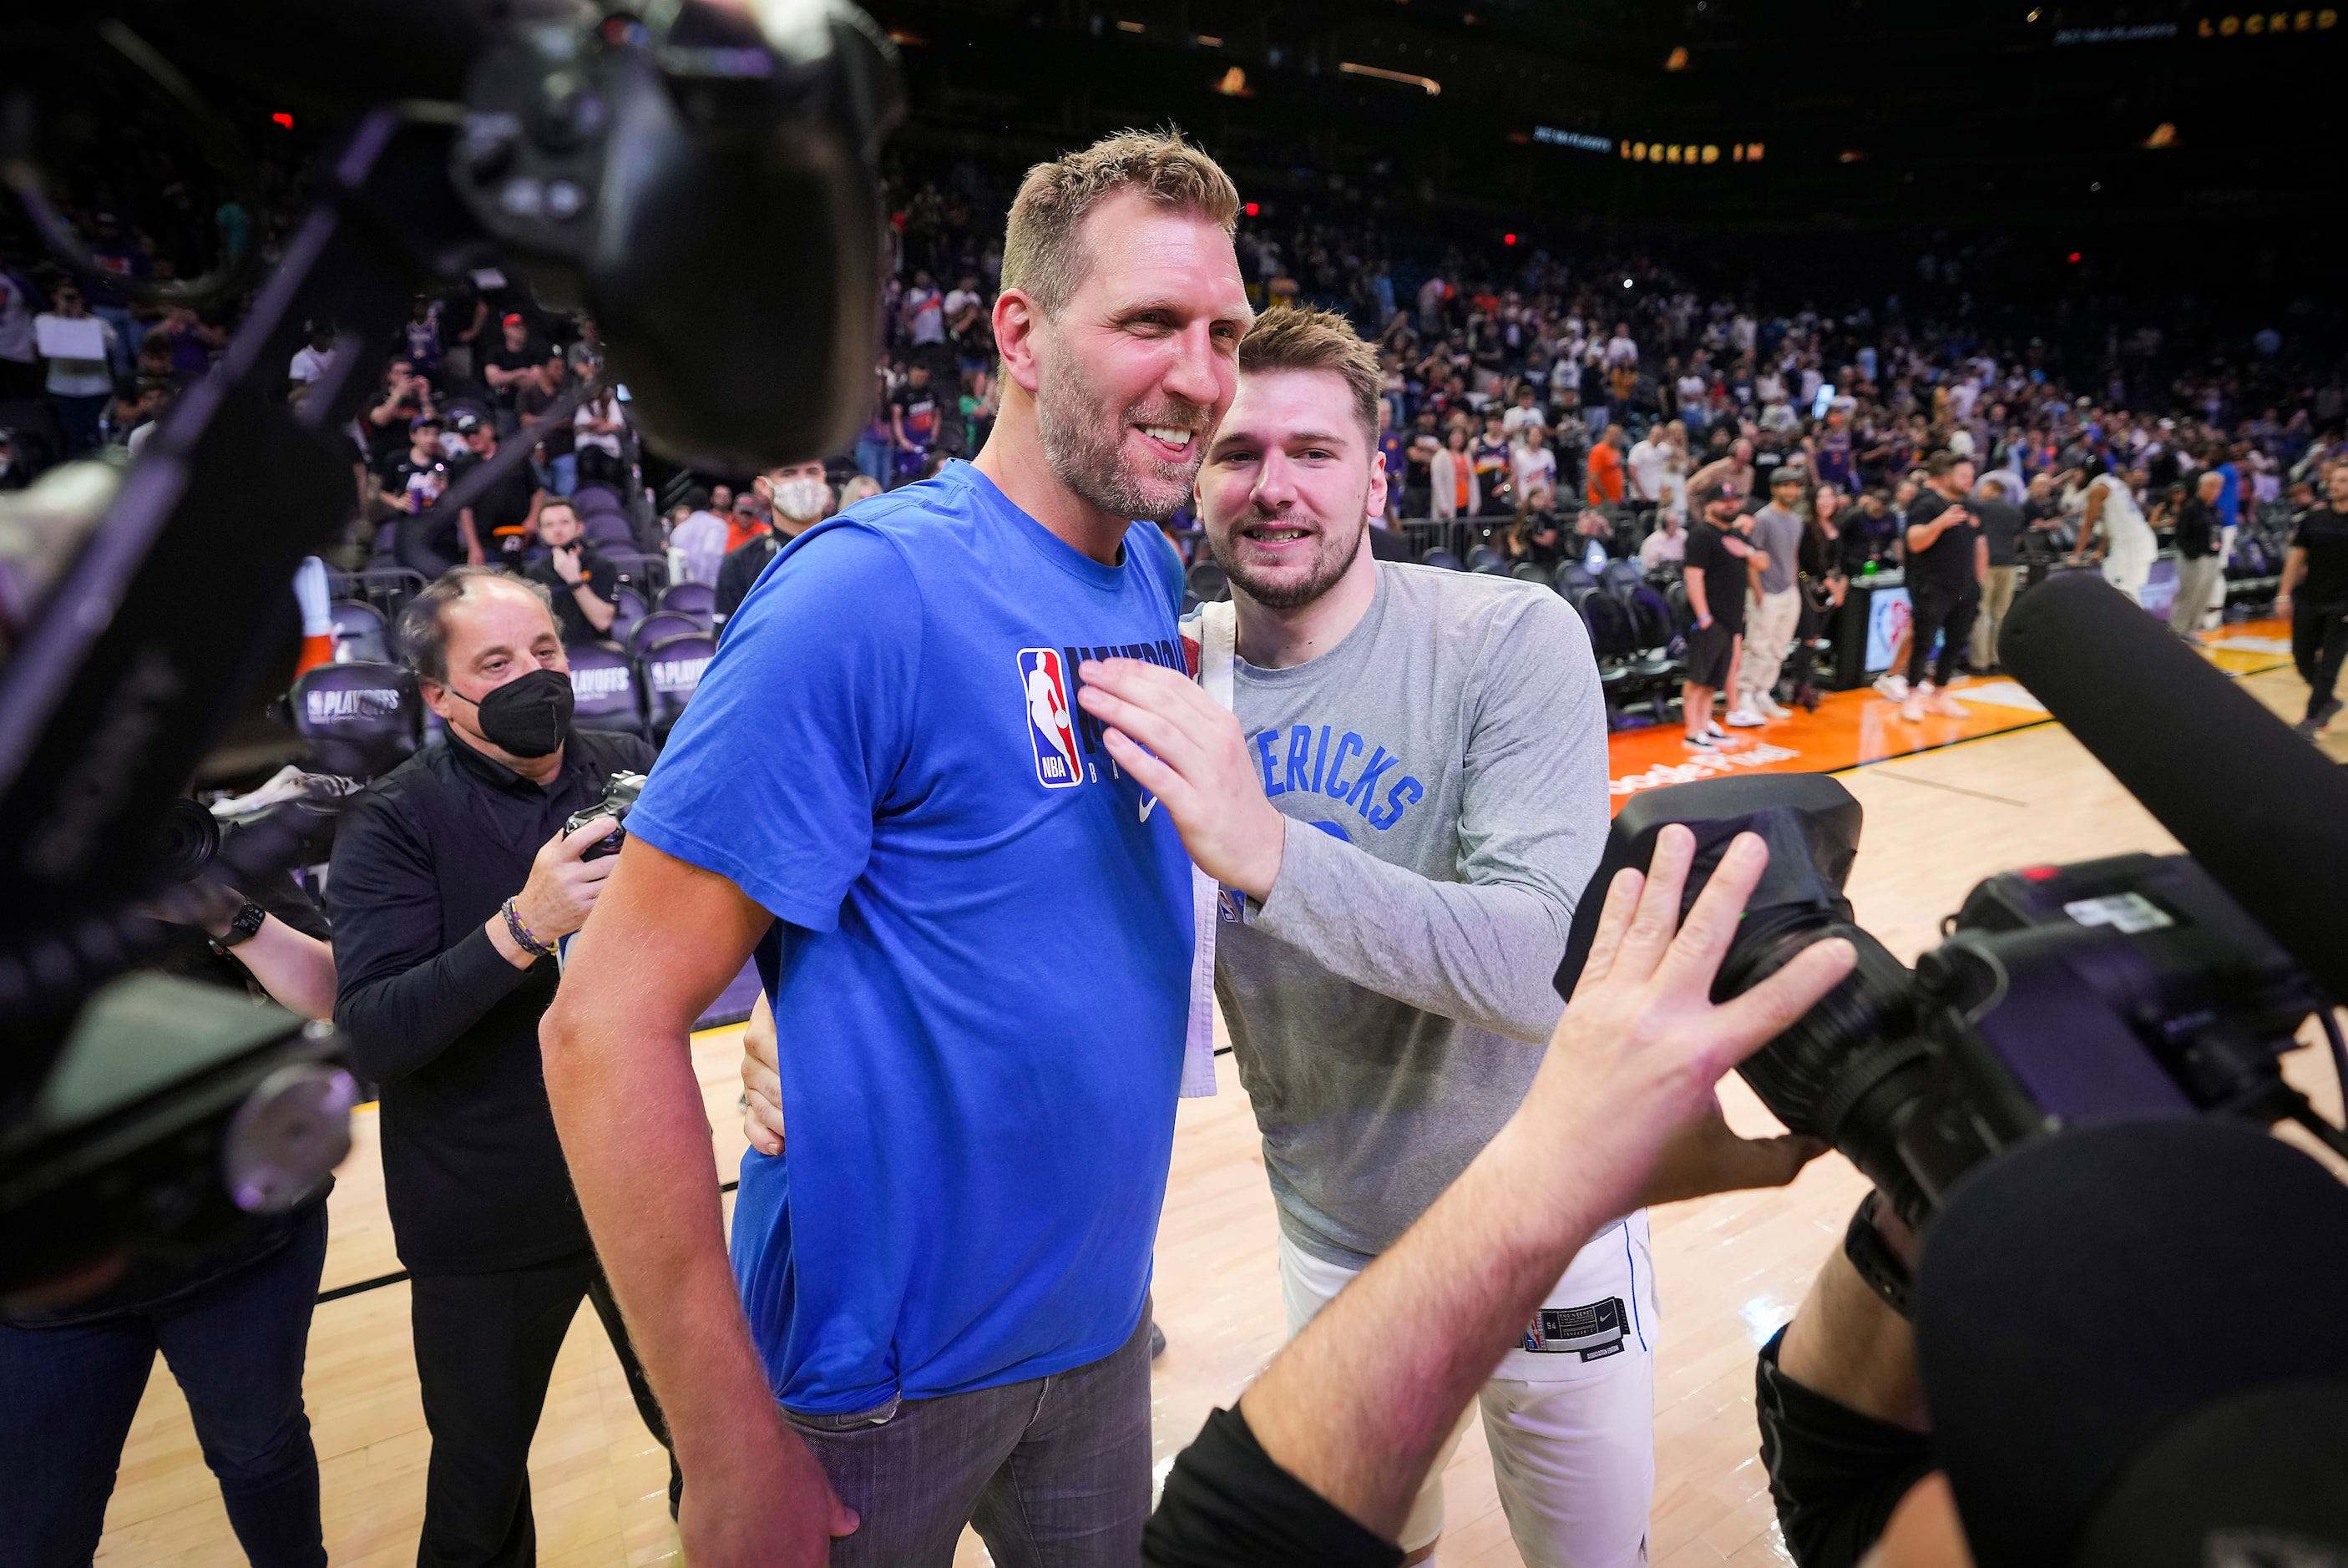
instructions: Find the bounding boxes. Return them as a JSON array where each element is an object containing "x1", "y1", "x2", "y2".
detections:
[{"x1": 1207, "y1": 563, "x2": 1611, "y2": 1268}]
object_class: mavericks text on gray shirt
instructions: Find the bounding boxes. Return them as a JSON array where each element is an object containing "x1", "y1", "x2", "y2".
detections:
[{"x1": 1207, "y1": 563, "x2": 1611, "y2": 1268}]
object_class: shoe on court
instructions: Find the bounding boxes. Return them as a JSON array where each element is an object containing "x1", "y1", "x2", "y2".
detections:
[
  {"x1": 1723, "y1": 708, "x2": 1767, "y2": 728},
  {"x1": 1874, "y1": 674, "x2": 1910, "y2": 702},
  {"x1": 1706, "y1": 721, "x2": 1728, "y2": 739},
  {"x1": 1929, "y1": 693, "x2": 1967, "y2": 719},
  {"x1": 1760, "y1": 697, "x2": 1795, "y2": 719},
  {"x1": 1683, "y1": 731, "x2": 1720, "y2": 751},
  {"x1": 2295, "y1": 717, "x2": 2325, "y2": 742},
  {"x1": 2319, "y1": 697, "x2": 2344, "y2": 729},
  {"x1": 1900, "y1": 696, "x2": 1926, "y2": 723},
  {"x1": 1149, "y1": 1322, "x2": 1167, "y2": 1359}
]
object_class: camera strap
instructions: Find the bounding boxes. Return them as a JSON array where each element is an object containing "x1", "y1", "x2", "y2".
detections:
[
  {"x1": 1844, "y1": 1191, "x2": 1915, "y2": 1319},
  {"x1": 1176, "y1": 599, "x2": 1238, "y2": 1099}
]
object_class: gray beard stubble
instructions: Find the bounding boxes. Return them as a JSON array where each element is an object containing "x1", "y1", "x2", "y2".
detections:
[{"x1": 1035, "y1": 341, "x2": 1206, "y2": 524}]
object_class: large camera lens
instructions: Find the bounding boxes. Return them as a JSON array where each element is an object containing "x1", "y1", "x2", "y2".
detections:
[
  {"x1": 151, "y1": 798, "x2": 222, "y2": 884},
  {"x1": 1718, "y1": 914, "x2": 1935, "y2": 1227}
]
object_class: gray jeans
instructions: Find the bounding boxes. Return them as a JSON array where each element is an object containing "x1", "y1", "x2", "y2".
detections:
[
  {"x1": 2171, "y1": 553, "x2": 2224, "y2": 636},
  {"x1": 784, "y1": 1306, "x2": 1154, "y2": 1567}
]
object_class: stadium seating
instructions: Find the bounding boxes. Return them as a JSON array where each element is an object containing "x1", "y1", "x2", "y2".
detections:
[
  {"x1": 567, "y1": 640, "x2": 647, "y2": 738},
  {"x1": 331, "y1": 599, "x2": 392, "y2": 665},
  {"x1": 1420, "y1": 548, "x2": 1463, "y2": 571},
  {"x1": 1467, "y1": 544, "x2": 1507, "y2": 575},
  {"x1": 657, "y1": 580, "x2": 717, "y2": 628},
  {"x1": 289, "y1": 660, "x2": 420, "y2": 781},
  {"x1": 610, "y1": 586, "x2": 646, "y2": 652},
  {"x1": 629, "y1": 609, "x2": 701, "y2": 659},
  {"x1": 643, "y1": 632, "x2": 716, "y2": 741},
  {"x1": 1187, "y1": 560, "x2": 1231, "y2": 604},
  {"x1": 582, "y1": 510, "x2": 637, "y2": 549}
]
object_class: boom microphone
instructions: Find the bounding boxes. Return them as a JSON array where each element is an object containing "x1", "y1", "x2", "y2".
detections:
[{"x1": 2000, "y1": 573, "x2": 2348, "y2": 1004}]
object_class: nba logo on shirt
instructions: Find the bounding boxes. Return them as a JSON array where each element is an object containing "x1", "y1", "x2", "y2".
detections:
[{"x1": 1018, "y1": 648, "x2": 1084, "y2": 789}]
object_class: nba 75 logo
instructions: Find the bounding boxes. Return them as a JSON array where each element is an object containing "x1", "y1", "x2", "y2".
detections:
[{"x1": 1018, "y1": 648, "x2": 1085, "y2": 789}]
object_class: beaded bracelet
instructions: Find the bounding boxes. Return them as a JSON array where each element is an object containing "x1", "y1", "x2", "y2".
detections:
[{"x1": 502, "y1": 896, "x2": 555, "y2": 960}]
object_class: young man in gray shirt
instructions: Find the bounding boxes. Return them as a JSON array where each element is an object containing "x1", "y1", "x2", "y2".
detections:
[
  {"x1": 1074, "y1": 311, "x2": 1818, "y2": 1567},
  {"x1": 1732, "y1": 467, "x2": 1809, "y2": 725}
]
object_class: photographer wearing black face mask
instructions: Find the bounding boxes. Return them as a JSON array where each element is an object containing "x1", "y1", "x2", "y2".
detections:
[{"x1": 327, "y1": 568, "x2": 669, "y2": 1564}]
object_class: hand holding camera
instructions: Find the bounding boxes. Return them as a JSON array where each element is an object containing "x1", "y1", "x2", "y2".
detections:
[{"x1": 509, "y1": 813, "x2": 620, "y2": 952}]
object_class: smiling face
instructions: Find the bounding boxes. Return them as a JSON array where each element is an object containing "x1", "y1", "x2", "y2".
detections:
[
  {"x1": 1027, "y1": 190, "x2": 1252, "y2": 522},
  {"x1": 1198, "y1": 367, "x2": 1384, "y2": 610}
]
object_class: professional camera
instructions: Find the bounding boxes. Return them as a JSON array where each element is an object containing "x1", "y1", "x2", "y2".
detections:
[
  {"x1": 146, "y1": 775, "x2": 363, "y2": 890},
  {"x1": 565, "y1": 770, "x2": 645, "y2": 861},
  {"x1": 151, "y1": 798, "x2": 225, "y2": 886},
  {"x1": 1556, "y1": 773, "x2": 2342, "y2": 1233},
  {"x1": 1556, "y1": 573, "x2": 2348, "y2": 1247},
  {"x1": 0, "y1": 0, "x2": 899, "y2": 1296}
]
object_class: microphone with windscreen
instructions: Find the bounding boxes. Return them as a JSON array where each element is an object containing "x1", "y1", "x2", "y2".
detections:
[{"x1": 1999, "y1": 572, "x2": 2348, "y2": 1004}]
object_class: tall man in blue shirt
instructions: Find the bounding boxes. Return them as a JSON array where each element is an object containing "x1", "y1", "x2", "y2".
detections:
[{"x1": 541, "y1": 130, "x2": 1252, "y2": 1568}]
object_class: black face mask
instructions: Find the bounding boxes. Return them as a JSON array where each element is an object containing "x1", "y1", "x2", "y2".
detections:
[{"x1": 450, "y1": 667, "x2": 574, "y2": 759}]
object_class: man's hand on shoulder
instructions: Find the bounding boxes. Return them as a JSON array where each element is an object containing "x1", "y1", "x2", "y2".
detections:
[{"x1": 1075, "y1": 656, "x2": 1286, "y2": 901}]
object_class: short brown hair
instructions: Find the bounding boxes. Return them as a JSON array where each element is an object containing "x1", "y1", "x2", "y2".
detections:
[
  {"x1": 1925, "y1": 448, "x2": 1971, "y2": 479},
  {"x1": 1000, "y1": 128, "x2": 1241, "y2": 319},
  {"x1": 399, "y1": 567, "x2": 553, "y2": 685},
  {"x1": 1236, "y1": 307, "x2": 1383, "y2": 440}
]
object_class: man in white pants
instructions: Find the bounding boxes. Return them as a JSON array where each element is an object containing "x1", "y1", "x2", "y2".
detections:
[
  {"x1": 1731, "y1": 468, "x2": 1809, "y2": 724},
  {"x1": 1070, "y1": 311, "x2": 1819, "y2": 1565}
]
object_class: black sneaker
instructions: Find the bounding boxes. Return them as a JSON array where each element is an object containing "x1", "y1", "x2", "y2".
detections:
[
  {"x1": 1149, "y1": 1321, "x2": 1167, "y2": 1359},
  {"x1": 2319, "y1": 697, "x2": 2343, "y2": 729},
  {"x1": 2294, "y1": 717, "x2": 2325, "y2": 742}
]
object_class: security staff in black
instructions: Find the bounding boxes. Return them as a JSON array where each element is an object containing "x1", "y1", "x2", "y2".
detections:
[
  {"x1": 329, "y1": 569, "x2": 669, "y2": 1566},
  {"x1": 1898, "y1": 450, "x2": 1986, "y2": 721},
  {"x1": 2277, "y1": 462, "x2": 2348, "y2": 740}
]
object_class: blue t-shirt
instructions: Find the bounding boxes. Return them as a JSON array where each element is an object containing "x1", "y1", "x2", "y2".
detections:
[{"x1": 627, "y1": 461, "x2": 1194, "y2": 1414}]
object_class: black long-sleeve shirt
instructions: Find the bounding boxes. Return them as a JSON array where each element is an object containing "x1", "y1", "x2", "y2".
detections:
[{"x1": 328, "y1": 727, "x2": 655, "y2": 1274}]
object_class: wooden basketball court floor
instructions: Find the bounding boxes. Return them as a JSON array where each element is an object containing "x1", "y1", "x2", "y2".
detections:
[{"x1": 92, "y1": 630, "x2": 2346, "y2": 1568}]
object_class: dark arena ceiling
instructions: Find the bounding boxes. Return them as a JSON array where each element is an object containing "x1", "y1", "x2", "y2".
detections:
[{"x1": 868, "y1": 0, "x2": 2335, "y2": 305}]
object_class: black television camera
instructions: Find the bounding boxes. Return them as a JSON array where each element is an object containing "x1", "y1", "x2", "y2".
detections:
[
  {"x1": 1558, "y1": 774, "x2": 2341, "y2": 1234},
  {"x1": 565, "y1": 769, "x2": 645, "y2": 861},
  {"x1": 0, "y1": 0, "x2": 899, "y2": 1297},
  {"x1": 1556, "y1": 574, "x2": 2348, "y2": 1247}
]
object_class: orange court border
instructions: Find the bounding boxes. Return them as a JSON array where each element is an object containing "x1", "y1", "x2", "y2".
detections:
[{"x1": 1602, "y1": 616, "x2": 2298, "y2": 812}]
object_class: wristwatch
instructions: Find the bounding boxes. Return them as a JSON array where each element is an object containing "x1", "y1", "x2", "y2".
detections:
[{"x1": 208, "y1": 902, "x2": 268, "y2": 959}]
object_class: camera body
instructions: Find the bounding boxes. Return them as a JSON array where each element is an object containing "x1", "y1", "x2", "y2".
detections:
[
  {"x1": 1556, "y1": 776, "x2": 2327, "y2": 1231},
  {"x1": 564, "y1": 770, "x2": 645, "y2": 860}
]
